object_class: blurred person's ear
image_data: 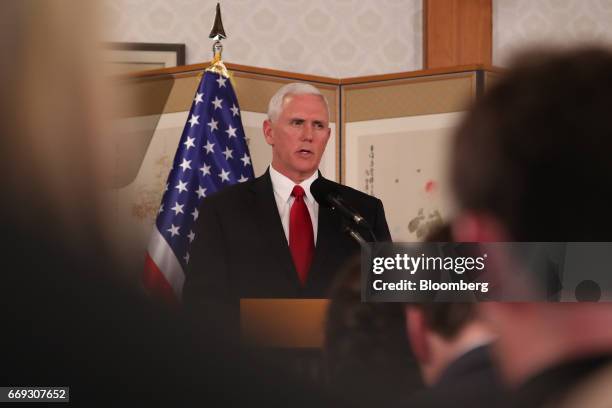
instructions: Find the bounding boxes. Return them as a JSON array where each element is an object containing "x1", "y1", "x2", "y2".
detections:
[
  {"x1": 452, "y1": 212, "x2": 511, "y2": 242},
  {"x1": 405, "y1": 306, "x2": 431, "y2": 364}
]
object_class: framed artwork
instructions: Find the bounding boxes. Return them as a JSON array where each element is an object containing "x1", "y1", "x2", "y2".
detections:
[
  {"x1": 104, "y1": 42, "x2": 186, "y2": 74},
  {"x1": 341, "y1": 72, "x2": 482, "y2": 241}
]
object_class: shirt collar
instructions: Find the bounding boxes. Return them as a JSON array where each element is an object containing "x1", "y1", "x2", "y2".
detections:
[{"x1": 269, "y1": 165, "x2": 319, "y2": 204}]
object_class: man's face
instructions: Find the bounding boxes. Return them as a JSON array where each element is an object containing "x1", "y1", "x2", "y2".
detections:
[{"x1": 263, "y1": 93, "x2": 331, "y2": 183}]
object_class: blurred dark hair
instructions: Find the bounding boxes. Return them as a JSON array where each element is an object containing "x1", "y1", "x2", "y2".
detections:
[
  {"x1": 324, "y1": 256, "x2": 423, "y2": 405},
  {"x1": 423, "y1": 223, "x2": 453, "y2": 242},
  {"x1": 452, "y1": 47, "x2": 612, "y2": 241},
  {"x1": 411, "y1": 223, "x2": 476, "y2": 340},
  {"x1": 413, "y1": 302, "x2": 477, "y2": 340}
]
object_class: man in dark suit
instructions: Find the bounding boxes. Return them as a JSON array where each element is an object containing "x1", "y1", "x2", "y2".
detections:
[
  {"x1": 404, "y1": 302, "x2": 504, "y2": 407},
  {"x1": 183, "y1": 83, "x2": 390, "y2": 312}
]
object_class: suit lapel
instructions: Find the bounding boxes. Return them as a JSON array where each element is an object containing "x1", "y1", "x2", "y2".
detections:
[{"x1": 251, "y1": 170, "x2": 302, "y2": 290}]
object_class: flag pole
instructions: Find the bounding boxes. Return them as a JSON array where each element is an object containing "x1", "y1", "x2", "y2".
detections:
[
  {"x1": 143, "y1": 1, "x2": 254, "y2": 304},
  {"x1": 206, "y1": 3, "x2": 230, "y2": 78}
]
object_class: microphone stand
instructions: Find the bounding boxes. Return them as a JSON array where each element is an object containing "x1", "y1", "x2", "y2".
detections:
[
  {"x1": 344, "y1": 224, "x2": 368, "y2": 247},
  {"x1": 342, "y1": 221, "x2": 379, "y2": 302},
  {"x1": 340, "y1": 218, "x2": 377, "y2": 244},
  {"x1": 342, "y1": 219, "x2": 377, "y2": 246}
]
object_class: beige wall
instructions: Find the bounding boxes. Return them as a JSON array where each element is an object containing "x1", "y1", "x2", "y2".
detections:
[
  {"x1": 105, "y1": 0, "x2": 612, "y2": 76},
  {"x1": 493, "y1": 0, "x2": 612, "y2": 65},
  {"x1": 103, "y1": 0, "x2": 423, "y2": 77}
]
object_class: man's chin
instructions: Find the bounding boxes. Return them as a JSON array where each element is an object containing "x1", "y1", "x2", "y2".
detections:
[
  {"x1": 292, "y1": 160, "x2": 318, "y2": 174},
  {"x1": 294, "y1": 166, "x2": 318, "y2": 180}
]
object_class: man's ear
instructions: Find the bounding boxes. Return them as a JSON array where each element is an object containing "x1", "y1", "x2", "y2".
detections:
[
  {"x1": 319, "y1": 126, "x2": 331, "y2": 150},
  {"x1": 263, "y1": 119, "x2": 274, "y2": 146},
  {"x1": 405, "y1": 306, "x2": 430, "y2": 364},
  {"x1": 452, "y1": 212, "x2": 511, "y2": 242}
]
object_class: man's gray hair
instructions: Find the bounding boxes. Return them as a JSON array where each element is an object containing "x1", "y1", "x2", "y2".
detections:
[{"x1": 267, "y1": 82, "x2": 330, "y2": 122}]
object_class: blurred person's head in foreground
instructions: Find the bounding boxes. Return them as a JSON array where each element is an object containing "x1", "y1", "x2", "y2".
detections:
[
  {"x1": 405, "y1": 226, "x2": 496, "y2": 387},
  {"x1": 451, "y1": 47, "x2": 612, "y2": 243},
  {"x1": 0, "y1": 3, "x2": 345, "y2": 406},
  {"x1": 324, "y1": 256, "x2": 423, "y2": 406},
  {"x1": 0, "y1": 0, "x2": 110, "y2": 255},
  {"x1": 405, "y1": 302, "x2": 493, "y2": 382},
  {"x1": 450, "y1": 47, "x2": 612, "y2": 406},
  {"x1": 402, "y1": 224, "x2": 503, "y2": 408}
]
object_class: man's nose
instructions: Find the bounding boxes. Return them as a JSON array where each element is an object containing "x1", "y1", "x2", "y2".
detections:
[{"x1": 301, "y1": 123, "x2": 314, "y2": 141}]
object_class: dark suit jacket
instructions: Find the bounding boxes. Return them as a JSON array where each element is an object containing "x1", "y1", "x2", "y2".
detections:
[
  {"x1": 183, "y1": 170, "x2": 391, "y2": 309},
  {"x1": 405, "y1": 345, "x2": 505, "y2": 408}
]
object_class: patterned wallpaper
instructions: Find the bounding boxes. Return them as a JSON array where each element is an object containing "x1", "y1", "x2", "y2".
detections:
[
  {"x1": 105, "y1": 0, "x2": 612, "y2": 76},
  {"x1": 103, "y1": 0, "x2": 423, "y2": 78},
  {"x1": 493, "y1": 0, "x2": 612, "y2": 66}
]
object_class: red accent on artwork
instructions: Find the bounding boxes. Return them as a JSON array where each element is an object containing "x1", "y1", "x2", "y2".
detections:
[{"x1": 425, "y1": 180, "x2": 437, "y2": 193}]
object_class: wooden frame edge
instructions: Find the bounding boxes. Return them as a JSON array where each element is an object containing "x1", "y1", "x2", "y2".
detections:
[
  {"x1": 117, "y1": 61, "x2": 341, "y2": 85},
  {"x1": 105, "y1": 42, "x2": 186, "y2": 66},
  {"x1": 115, "y1": 60, "x2": 503, "y2": 85}
]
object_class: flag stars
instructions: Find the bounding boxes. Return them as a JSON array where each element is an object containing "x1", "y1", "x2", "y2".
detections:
[
  {"x1": 196, "y1": 185, "x2": 207, "y2": 198},
  {"x1": 211, "y1": 96, "x2": 223, "y2": 110},
  {"x1": 199, "y1": 163, "x2": 211, "y2": 176},
  {"x1": 226, "y1": 125, "x2": 237, "y2": 139},
  {"x1": 240, "y1": 153, "x2": 251, "y2": 167},
  {"x1": 216, "y1": 76, "x2": 227, "y2": 88},
  {"x1": 175, "y1": 180, "x2": 189, "y2": 194},
  {"x1": 154, "y1": 75, "x2": 254, "y2": 279},
  {"x1": 179, "y1": 158, "x2": 192, "y2": 172},
  {"x1": 171, "y1": 202, "x2": 184, "y2": 215},
  {"x1": 203, "y1": 140, "x2": 215, "y2": 154},
  {"x1": 183, "y1": 136, "x2": 196, "y2": 150},
  {"x1": 219, "y1": 168, "x2": 231, "y2": 183},
  {"x1": 167, "y1": 224, "x2": 180, "y2": 237},
  {"x1": 207, "y1": 118, "x2": 219, "y2": 131},
  {"x1": 188, "y1": 114, "x2": 200, "y2": 128},
  {"x1": 222, "y1": 146, "x2": 234, "y2": 160}
]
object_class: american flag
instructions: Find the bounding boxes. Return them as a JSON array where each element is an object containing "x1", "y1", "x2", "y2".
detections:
[{"x1": 143, "y1": 69, "x2": 254, "y2": 304}]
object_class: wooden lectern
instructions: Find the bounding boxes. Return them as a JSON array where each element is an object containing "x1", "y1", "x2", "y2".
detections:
[
  {"x1": 240, "y1": 299, "x2": 330, "y2": 383},
  {"x1": 240, "y1": 299, "x2": 329, "y2": 348}
]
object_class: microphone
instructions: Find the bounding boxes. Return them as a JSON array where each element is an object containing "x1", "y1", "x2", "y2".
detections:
[
  {"x1": 344, "y1": 224, "x2": 368, "y2": 247},
  {"x1": 310, "y1": 178, "x2": 371, "y2": 229}
]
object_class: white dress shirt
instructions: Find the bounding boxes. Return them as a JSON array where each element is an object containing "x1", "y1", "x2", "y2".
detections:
[{"x1": 269, "y1": 165, "x2": 319, "y2": 244}]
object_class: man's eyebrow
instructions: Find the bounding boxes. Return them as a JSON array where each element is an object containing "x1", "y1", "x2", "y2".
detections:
[{"x1": 288, "y1": 117, "x2": 327, "y2": 124}]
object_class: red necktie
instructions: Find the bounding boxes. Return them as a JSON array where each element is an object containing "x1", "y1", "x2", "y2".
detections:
[{"x1": 289, "y1": 185, "x2": 314, "y2": 286}]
